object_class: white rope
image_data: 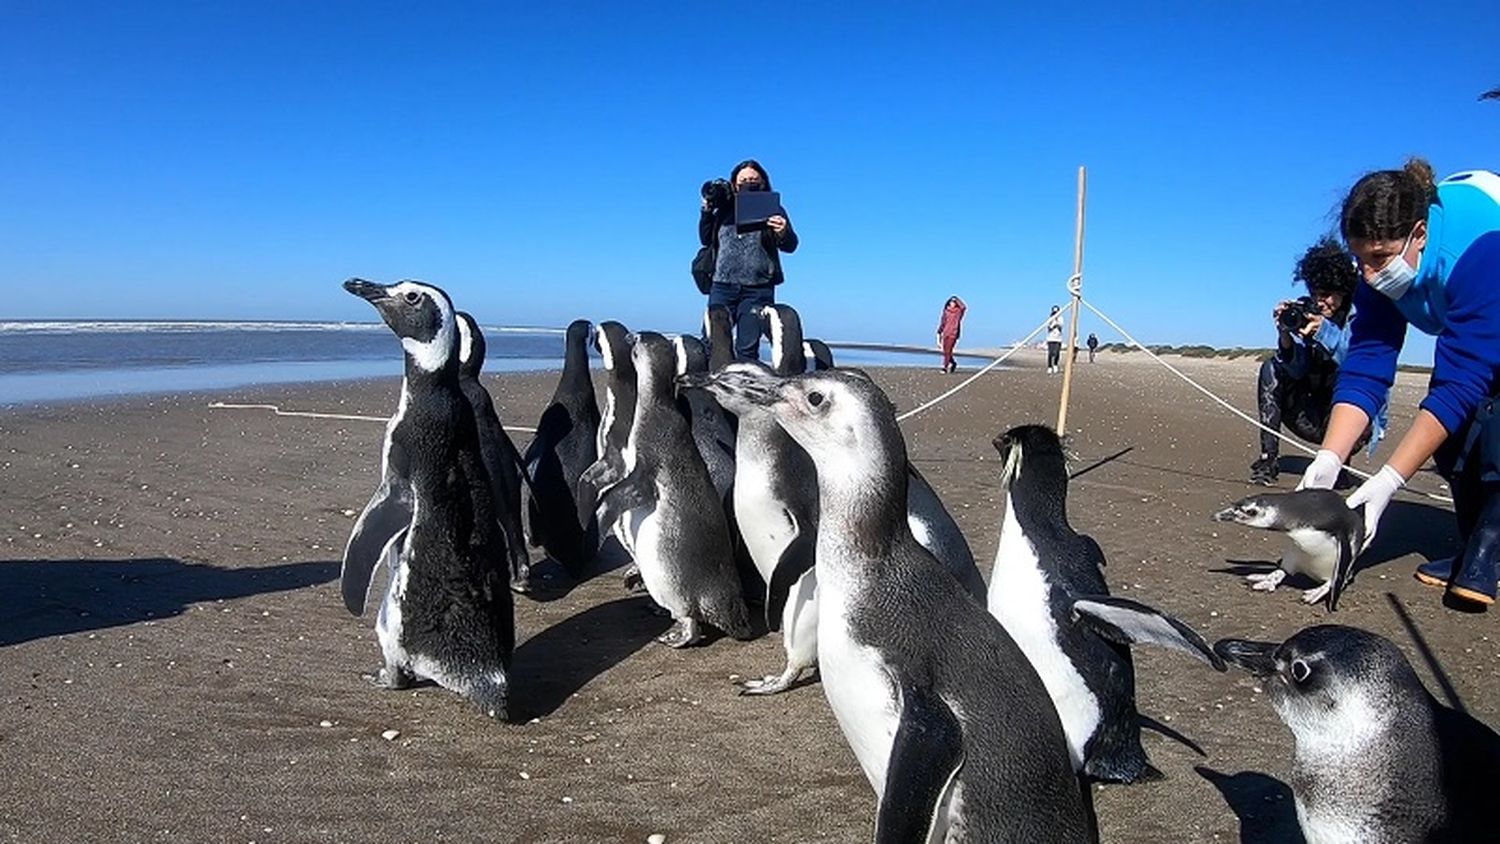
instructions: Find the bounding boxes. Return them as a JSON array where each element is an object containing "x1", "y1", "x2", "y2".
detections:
[
  {"x1": 1078, "y1": 298, "x2": 1453, "y2": 505},
  {"x1": 207, "y1": 401, "x2": 537, "y2": 435},
  {"x1": 895, "y1": 315, "x2": 1055, "y2": 422}
]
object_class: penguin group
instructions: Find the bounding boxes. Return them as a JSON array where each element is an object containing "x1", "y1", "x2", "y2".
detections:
[{"x1": 336, "y1": 280, "x2": 1499, "y2": 842}]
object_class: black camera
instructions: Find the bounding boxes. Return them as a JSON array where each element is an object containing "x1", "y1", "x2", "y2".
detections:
[
  {"x1": 701, "y1": 178, "x2": 734, "y2": 211},
  {"x1": 1278, "y1": 296, "x2": 1318, "y2": 332}
]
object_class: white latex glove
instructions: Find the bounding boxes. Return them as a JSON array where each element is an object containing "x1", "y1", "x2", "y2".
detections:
[
  {"x1": 1345, "y1": 464, "x2": 1405, "y2": 551},
  {"x1": 1296, "y1": 449, "x2": 1344, "y2": 491}
]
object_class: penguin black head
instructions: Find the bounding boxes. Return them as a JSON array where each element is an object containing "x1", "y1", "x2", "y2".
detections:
[
  {"x1": 804, "y1": 338, "x2": 836, "y2": 371},
  {"x1": 991, "y1": 424, "x2": 1067, "y2": 489},
  {"x1": 759, "y1": 303, "x2": 807, "y2": 376},
  {"x1": 455, "y1": 312, "x2": 487, "y2": 378},
  {"x1": 703, "y1": 306, "x2": 735, "y2": 371},
  {"x1": 595, "y1": 321, "x2": 635, "y2": 374},
  {"x1": 1215, "y1": 625, "x2": 1428, "y2": 736},
  {"x1": 630, "y1": 331, "x2": 676, "y2": 392},
  {"x1": 344, "y1": 278, "x2": 456, "y2": 373},
  {"x1": 674, "y1": 334, "x2": 709, "y2": 376},
  {"x1": 1211, "y1": 493, "x2": 1283, "y2": 529},
  {"x1": 564, "y1": 318, "x2": 594, "y2": 349}
]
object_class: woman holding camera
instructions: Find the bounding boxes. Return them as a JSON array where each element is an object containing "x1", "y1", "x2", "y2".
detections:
[
  {"x1": 1249, "y1": 237, "x2": 1360, "y2": 485},
  {"x1": 698, "y1": 159, "x2": 797, "y2": 361},
  {"x1": 1298, "y1": 159, "x2": 1500, "y2": 608}
]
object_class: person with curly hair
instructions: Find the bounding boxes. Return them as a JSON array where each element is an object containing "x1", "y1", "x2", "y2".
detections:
[
  {"x1": 1250, "y1": 236, "x2": 1367, "y2": 485},
  {"x1": 1297, "y1": 159, "x2": 1500, "y2": 608}
]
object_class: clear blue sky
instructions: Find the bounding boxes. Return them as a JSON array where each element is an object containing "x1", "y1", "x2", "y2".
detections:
[{"x1": 3, "y1": 2, "x2": 1495, "y2": 362}]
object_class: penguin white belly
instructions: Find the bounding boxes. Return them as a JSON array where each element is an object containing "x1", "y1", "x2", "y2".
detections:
[
  {"x1": 376, "y1": 549, "x2": 409, "y2": 671},
  {"x1": 735, "y1": 459, "x2": 797, "y2": 582},
  {"x1": 817, "y1": 582, "x2": 899, "y2": 795},
  {"x1": 781, "y1": 569, "x2": 820, "y2": 671},
  {"x1": 1295, "y1": 799, "x2": 1369, "y2": 844},
  {"x1": 987, "y1": 500, "x2": 1099, "y2": 768},
  {"x1": 1283, "y1": 528, "x2": 1338, "y2": 583},
  {"x1": 631, "y1": 495, "x2": 690, "y2": 619}
]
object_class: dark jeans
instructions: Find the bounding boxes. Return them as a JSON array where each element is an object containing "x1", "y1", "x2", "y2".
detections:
[
  {"x1": 708, "y1": 282, "x2": 774, "y2": 362},
  {"x1": 1046, "y1": 341, "x2": 1061, "y2": 368},
  {"x1": 1256, "y1": 358, "x2": 1330, "y2": 458},
  {"x1": 1434, "y1": 395, "x2": 1500, "y2": 556}
]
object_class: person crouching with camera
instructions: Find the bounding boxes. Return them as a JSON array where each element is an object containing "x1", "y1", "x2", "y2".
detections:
[
  {"x1": 698, "y1": 159, "x2": 798, "y2": 361},
  {"x1": 1250, "y1": 236, "x2": 1368, "y2": 485}
]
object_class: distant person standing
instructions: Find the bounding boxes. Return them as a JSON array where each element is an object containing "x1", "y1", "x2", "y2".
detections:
[
  {"x1": 1045, "y1": 305, "x2": 1063, "y2": 374},
  {"x1": 936, "y1": 295, "x2": 967, "y2": 373},
  {"x1": 1087, "y1": 332, "x2": 1099, "y2": 362},
  {"x1": 697, "y1": 159, "x2": 798, "y2": 361}
]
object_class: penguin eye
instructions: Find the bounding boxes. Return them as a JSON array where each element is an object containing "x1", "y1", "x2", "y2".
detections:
[
  {"x1": 403, "y1": 291, "x2": 422, "y2": 306},
  {"x1": 1290, "y1": 659, "x2": 1312, "y2": 683},
  {"x1": 806, "y1": 390, "x2": 825, "y2": 409}
]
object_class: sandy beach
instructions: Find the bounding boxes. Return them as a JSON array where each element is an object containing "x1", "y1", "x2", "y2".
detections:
[{"x1": 2, "y1": 351, "x2": 1493, "y2": 843}]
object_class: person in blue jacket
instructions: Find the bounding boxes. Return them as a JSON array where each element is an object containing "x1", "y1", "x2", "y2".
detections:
[{"x1": 1298, "y1": 159, "x2": 1500, "y2": 607}]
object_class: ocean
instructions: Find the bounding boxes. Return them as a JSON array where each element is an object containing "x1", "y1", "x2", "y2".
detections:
[{"x1": 0, "y1": 320, "x2": 967, "y2": 407}]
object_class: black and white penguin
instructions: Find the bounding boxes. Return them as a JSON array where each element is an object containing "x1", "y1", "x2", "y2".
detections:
[
  {"x1": 1213, "y1": 490, "x2": 1365, "y2": 610},
  {"x1": 454, "y1": 312, "x2": 533, "y2": 593},
  {"x1": 341, "y1": 279, "x2": 513, "y2": 720},
  {"x1": 585, "y1": 320, "x2": 638, "y2": 556},
  {"x1": 520, "y1": 319, "x2": 601, "y2": 578},
  {"x1": 704, "y1": 306, "x2": 735, "y2": 371},
  {"x1": 588, "y1": 331, "x2": 752, "y2": 647},
  {"x1": 673, "y1": 334, "x2": 739, "y2": 510},
  {"x1": 803, "y1": 338, "x2": 835, "y2": 371},
  {"x1": 988, "y1": 424, "x2": 1226, "y2": 783},
  {"x1": 1215, "y1": 625, "x2": 1500, "y2": 844},
  {"x1": 718, "y1": 367, "x2": 1094, "y2": 840}
]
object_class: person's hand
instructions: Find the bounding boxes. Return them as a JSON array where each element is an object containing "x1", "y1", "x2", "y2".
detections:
[
  {"x1": 1296, "y1": 449, "x2": 1344, "y2": 491},
  {"x1": 1345, "y1": 464, "x2": 1405, "y2": 551},
  {"x1": 767, "y1": 215, "x2": 787, "y2": 237},
  {"x1": 1299, "y1": 313, "x2": 1324, "y2": 339},
  {"x1": 1272, "y1": 300, "x2": 1293, "y2": 332}
]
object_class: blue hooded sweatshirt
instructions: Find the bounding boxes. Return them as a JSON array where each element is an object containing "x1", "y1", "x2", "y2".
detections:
[{"x1": 1334, "y1": 170, "x2": 1500, "y2": 436}]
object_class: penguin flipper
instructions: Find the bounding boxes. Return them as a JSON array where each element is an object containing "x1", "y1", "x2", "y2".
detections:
[
  {"x1": 341, "y1": 482, "x2": 413, "y2": 616},
  {"x1": 1071, "y1": 596, "x2": 1227, "y2": 671},
  {"x1": 875, "y1": 682, "x2": 965, "y2": 844},
  {"x1": 1325, "y1": 504, "x2": 1365, "y2": 612},
  {"x1": 765, "y1": 510, "x2": 815, "y2": 631},
  {"x1": 594, "y1": 464, "x2": 652, "y2": 539}
]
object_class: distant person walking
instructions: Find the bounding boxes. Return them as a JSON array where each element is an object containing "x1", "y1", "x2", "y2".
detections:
[
  {"x1": 697, "y1": 159, "x2": 798, "y2": 362},
  {"x1": 936, "y1": 295, "x2": 967, "y2": 373},
  {"x1": 1045, "y1": 305, "x2": 1063, "y2": 374},
  {"x1": 1087, "y1": 332, "x2": 1099, "y2": 363}
]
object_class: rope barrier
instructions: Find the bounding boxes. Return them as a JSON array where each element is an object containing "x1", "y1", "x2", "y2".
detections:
[
  {"x1": 894, "y1": 315, "x2": 1055, "y2": 422},
  {"x1": 1078, "y1": 298, "x2": 1453, "y2": 505},
  {"x1": 206, "y1": 401, "x2": 537, "y2": 435}
]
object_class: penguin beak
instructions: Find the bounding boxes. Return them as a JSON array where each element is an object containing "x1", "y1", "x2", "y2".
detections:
[
  {"x1": 1210, "y1": 505, "x2": 1240, "y2": 523},
  {"x1": 343, "y1": 278, "x2": 390, "y2": 303},
  {"x1": 676, "y1": 371, "x2": 712, "y2": 390},
  {"x1": 1212, "y1": 638, "x2": 1279, "y2": 677}
]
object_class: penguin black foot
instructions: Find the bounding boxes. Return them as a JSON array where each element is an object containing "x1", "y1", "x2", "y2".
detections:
[
  {"x1": 657, "y1": 618, "x2": 702, "y2": 649},
  {"x1": 365, "y1": 665, "x2": 414, "y2": 690},
  {"x1": 468, "y1": 678, "x2": 510, "y2": 723},
  {"x1": 622, "y1": 564, "x2": 645, "y2": 593}
]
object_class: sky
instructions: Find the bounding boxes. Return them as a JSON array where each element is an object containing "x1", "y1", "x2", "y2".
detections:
[{"x1": 2, "y1": 2, "x2": 1496, "y2": 363}]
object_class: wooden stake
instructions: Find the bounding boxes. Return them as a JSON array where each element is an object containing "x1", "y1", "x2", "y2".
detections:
[{"x1": 1056, "y1": 166, "x2": 1086, "y2": 434}]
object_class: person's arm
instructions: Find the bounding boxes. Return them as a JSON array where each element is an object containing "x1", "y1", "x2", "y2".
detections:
[
  {"x1": 770, "y1": 207, "x2": 797, "y2": 253},
  {"x1": 1308, "y1": 314, "x2": 1351, "y2": 365},
  {"x1": 1323, "y1": 282, "x2": 1407, "y2": 460},
  {"x1": 1419, "y1": 231, "x2": 1500, "y2": 439},
  {"x1": 699, "y1": 204, "x2": 717, "y2": 247}
]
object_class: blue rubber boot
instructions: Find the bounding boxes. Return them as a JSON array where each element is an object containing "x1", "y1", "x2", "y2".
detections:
[
  {"x1": 1414, "y1": 556, "x2": 1457, "y2": 589},
  {"x1": 1449, "y1": 515, "x2": 1498, "y2": 607}
]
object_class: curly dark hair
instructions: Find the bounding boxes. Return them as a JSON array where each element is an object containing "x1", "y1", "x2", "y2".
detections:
[{"x1": 1294, "y1": 235, "x2": 1358, "y2": 299}]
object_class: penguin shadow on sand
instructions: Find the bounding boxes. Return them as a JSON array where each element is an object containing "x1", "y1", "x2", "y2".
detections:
[
  {"x1": 507, "y1": 595, "x2": 672, "y2": 719},
  {"x1": 519, "y1": 534, "x2": 636, "y2": 603},
  {"x1": 1195, "y1": 766, "x2": 1304, "y2": 844},
  {"x1": 0, "y1": 557, "x2": 339, "y2": 647}
]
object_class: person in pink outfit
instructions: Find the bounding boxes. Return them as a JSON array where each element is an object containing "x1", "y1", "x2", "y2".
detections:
[{"x1": 936, "y1": 295, "x2": 967, "y2": 373}]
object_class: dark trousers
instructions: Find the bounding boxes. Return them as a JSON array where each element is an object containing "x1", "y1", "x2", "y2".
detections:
[
  {"x1": 1046, "y1": 341, "x2": 1061, "y2": 368},
  {"x1": 1256, "y1": 358, "x2": 1331, "y2": 458},
  {"x1": 1434, "y1": 396, "x2": 1500, "y2": 565},
  {"x1": 1088, "y1": 347, "x2": 1097, "y2": 362},
  {"x1": 940, "y1": 334, "x2": 958, "y2": 370},
  {"x1": 708, "y1": 282, "x2": 774, "y2": 362}
]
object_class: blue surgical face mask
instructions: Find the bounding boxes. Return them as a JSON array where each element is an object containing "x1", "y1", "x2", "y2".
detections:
[{"x1": 1367, "y1": 229, "x2": 1418, "y2": 300}]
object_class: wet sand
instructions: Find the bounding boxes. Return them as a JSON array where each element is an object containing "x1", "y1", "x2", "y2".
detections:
[{"x1": 2, "y1": 351, "x2": 1494, "y2": 843}]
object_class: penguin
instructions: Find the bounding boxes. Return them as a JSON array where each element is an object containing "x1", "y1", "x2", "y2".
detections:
[
  {"x1": 340, "y1": 279, "x2": 513, "y2": 719},
  {"x1": 709, "y1": 366, "x2": 1095, "y2": 841},
  {"x1": 520, "y1": 319, "x2": 601, "y2": 578},
  {"x1": 803, "y1": 338, "x2": 835, "y2": 371},
  {"x1": 1215, "y1": 625, "x2": 1500, "y2": 844},
  {"x1": 583, "y1": 320, "x2": 639, "y2": 557},
  {"x1": 1213, "y1": 490, "x2": 1365, "y2": 610},
  {"x1": 704, "y1": 305, "x2": 735, "y2": 371},
  {"x1": 988, "y1": 424, "x2": 1226, "y2": 783},
  {"x1": 454, "y1": 312, "x2": 533, "y2": 593},
  {"x1": 587, "y1": 331, "x2": 752, "y2": 647}
]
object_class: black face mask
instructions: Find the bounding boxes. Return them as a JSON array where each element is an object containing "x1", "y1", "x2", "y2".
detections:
[{"x1": 737, "y1": 181, "x2": 765, "y2": 192}]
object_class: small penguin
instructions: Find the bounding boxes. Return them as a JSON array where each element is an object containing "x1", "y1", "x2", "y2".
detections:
[
  {"x1": 455, "y1": 312, "x2": 533, "y2": 593},
  {"x1": 520, "y1": 319, "x2": 600, "y2": 578},
  {"x1": 1215, "y1": 625, "x2": 1500, "y2": 844},
  {"x1": 341, "y1": 278, "x2": 513, "y2": 719},
  {"x1": 704, "y1": 306, "x2": 735, "y2": 371},
  {"x1": 588, "y1": 332, "x2": 752, "y2": 647},
  {"x1": 1213, "y1": 490, "x2": 1365, "y2": 610},
  {"x1": 989, "y1": 424, "x2": 1226, "y2": 782},
  {"x1": 720, "y1": 366, "x2": 1094, "y2": 841}
]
